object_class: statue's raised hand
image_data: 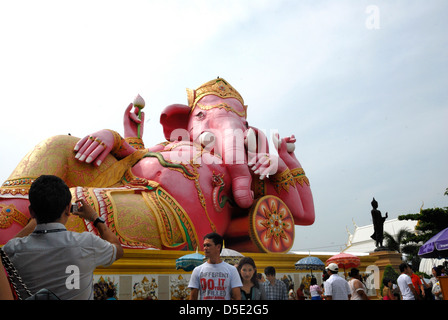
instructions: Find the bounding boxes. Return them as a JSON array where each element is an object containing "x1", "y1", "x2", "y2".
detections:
[
  {"x1": 272, "y1": 133, "x2": 301, "y2": 169},
  {"x1": 74, "y1": 129, "x2": 115, "y2": 167},
  {"x1": 273, "y1": 133, "x2": 296, "y2": 154},
  {"x1": 124, "y1": 95, "x2": 145, "y2": 139}
]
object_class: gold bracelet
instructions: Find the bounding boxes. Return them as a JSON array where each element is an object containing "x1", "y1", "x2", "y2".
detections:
[
  {"x1": 106, "y1": 129, "x2": 124, "y2": 157},
  {"x1": 290, "y1": 168, "x2": 310, "y2": 186},
  {"x1": 125, "y1": 137, "x2": 145, "y2": 150},
  {"x1": 271, "y1": 169, "x2": 295, "y2": 194}
]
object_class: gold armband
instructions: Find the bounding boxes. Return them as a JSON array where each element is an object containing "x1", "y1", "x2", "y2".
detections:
[
  {"x1": 106, "y1": 129, "x2": 125, "y2": 157},
  {"x1": 125, "y1": 137, "x2": 145, "y2": 150},
  {"x1": 0, "y1": 204, "x2": 29, "y2": 229},
  {"x1": 271, "y1": 169, "x2": 295, "y2": 194},
  {"x1": 290, "y1": 168, "x2": 310, "y2": 186}
]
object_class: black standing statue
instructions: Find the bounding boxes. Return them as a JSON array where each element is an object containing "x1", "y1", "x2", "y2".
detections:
[{"x1": 370, "y1": 198, "x2": 388, "y2": 250}]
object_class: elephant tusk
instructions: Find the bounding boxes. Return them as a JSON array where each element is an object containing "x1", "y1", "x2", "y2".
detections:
[
  {"x1": 199, "y1": 131, "x2": 216, "y2": 150},
  {"x1": 244, "y1": 128, "x2": 257, "y2": 153}
]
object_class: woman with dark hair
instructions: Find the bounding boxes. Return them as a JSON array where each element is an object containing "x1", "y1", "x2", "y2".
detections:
[
  {"x1": 382, "y1": 278, "x2": 397, "y2": 300},
  {"x1": 237, "y1": 257, "x2": 266, "y2": 300},
  {"x1": 430, "y1": 266, "x2": 443, "y2": 300},
  {"x1": 309, "y1": 277, "x2": 323, "y2": 300},
  {"x1": 420, "y1": 266, "x2": 445, "y2": 300},
  {"x1": 348, "y1": 268, "x2": 368, "y2": 300}
]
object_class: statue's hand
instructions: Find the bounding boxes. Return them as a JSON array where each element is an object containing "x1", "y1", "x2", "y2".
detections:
[
  {"x1": 248, "y1": 152, "x2": 284, "y2": 180},
  {"x1": 74, "y1": 129, "x2": 114, "y2": 167},
  {"x1": 246, "y1": 130, "x2": 287, "y2": 179},
  {"x1": 273, "y1": 133, "x2": 296, "y2": 154},
  {"x1": 124, "y1": 102, "x2": 145, "y2": 138}
]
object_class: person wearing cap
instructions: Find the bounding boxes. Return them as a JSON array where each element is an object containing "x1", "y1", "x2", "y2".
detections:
[{"x1": 324, "y1": 263, "x2": 351, "y2": 300}]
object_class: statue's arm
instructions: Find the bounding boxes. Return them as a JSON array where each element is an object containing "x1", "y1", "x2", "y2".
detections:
[{"x1": 74, "y1": 99, "x2": 146, "y2": 166}]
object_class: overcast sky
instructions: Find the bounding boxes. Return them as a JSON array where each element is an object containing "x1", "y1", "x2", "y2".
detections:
[{"x1": 0, "y1": 0, "x2": 447, "y2": 252}]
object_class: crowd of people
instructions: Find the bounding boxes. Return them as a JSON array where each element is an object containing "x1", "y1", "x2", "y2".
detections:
[
  {"x1": 0, "y1": 175, "x2": 446, "y2": 301},
  {"x1": 390, "y1": 263, "x2": 445, "y2": 300},
  {"x1": 187, "y1": 232, "x2": 292, "y2": 300},
  {"x1": 185, "y1": 231, "x2": 360, "y2": 301},
  {"x1": 187, "y1": 231, "x2": 446, "y2": 301}
]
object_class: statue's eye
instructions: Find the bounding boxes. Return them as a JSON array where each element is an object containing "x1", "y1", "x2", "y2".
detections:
[{"x1": 196, "y1": 111, "x2": 206, "y2": 120}]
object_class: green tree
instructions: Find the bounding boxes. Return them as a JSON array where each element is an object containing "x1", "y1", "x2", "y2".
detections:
[
  {"x1": 384, "y1": 228, "x2": 412, "y2": 253},
  {"x1": 384, "y1": 228, "x2": 420, "y2": 267},
  {"x1": 380, "y1": 265, "x2": 399, "y2": 298},
  {"x1": 399, "y1": 207, "x2": 448, "y2": 243},
  {"x1": 396, "y1": 190, "x2": 448, "y2": 268}
]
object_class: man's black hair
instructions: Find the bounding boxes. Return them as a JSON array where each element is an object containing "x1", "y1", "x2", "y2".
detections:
[
  {"x1": 29, "y1": 175, "x2": 72, "y2": 223},
  {"x1": 399, "y1": 262, "x2": 409, "y2": 273},
  {"x1": 203, "y1": 232, "x2": 223, "y2": 253},
  {"x1": 264, "y1": 266, "x2": 276, "y2": 276}
]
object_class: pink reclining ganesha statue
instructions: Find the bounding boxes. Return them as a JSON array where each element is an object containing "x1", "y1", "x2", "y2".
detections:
[{"x1": 0, "y1": 78, "x2": 314, "y2": 253}]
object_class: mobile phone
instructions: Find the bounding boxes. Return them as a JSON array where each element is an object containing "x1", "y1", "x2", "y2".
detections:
[{"x1": 70, "y1": 203, "x2": 79, "y2": 213}]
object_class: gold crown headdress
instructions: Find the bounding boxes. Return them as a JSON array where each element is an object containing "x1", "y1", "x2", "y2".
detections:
[{"x1": 187, "y1": 78, "x2": 247, "y2": 118}]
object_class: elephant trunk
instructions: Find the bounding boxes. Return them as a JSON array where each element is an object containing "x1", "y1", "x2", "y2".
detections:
[
  {"x1": 228, "y1": 164, "x2": 254, "y2": 208},
  {"x1": 223, "y1": 128, "x2": 254, "y2": 209}
]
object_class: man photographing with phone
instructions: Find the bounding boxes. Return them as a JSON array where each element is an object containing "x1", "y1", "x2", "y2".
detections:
[{"x1": 2, "y1": 175, "x2": 123, "y2": 299}]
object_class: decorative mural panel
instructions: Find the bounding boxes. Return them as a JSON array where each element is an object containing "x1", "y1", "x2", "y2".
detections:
[
  {"x1": 132, "y1": 275, "x2": 159, "y2": 300},
  {"x1": 170, "y1": 274, "x2": 191, "y2": 300},
  {"x1": 91, "y1": 272, "x2": 306, "y2": 300},
  {"x1": 93, "y1": 274, "x2": 120, "y2": 300}
]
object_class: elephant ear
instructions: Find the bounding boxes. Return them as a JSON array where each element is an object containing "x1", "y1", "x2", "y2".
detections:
[{"x1": 160, "y1": 104, "x2": 191, "y2": 141}]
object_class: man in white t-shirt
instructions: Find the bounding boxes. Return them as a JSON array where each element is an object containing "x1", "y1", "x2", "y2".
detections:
[
  {"x1": 188, "y1": 232, "x2": 242, "y2": 300},
  {"x1": 397, "y1": 263, "x2": 419, "y2": 300},
  {"x1": 324, "y1": 263, "x2": 351, "y2": 300}
]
